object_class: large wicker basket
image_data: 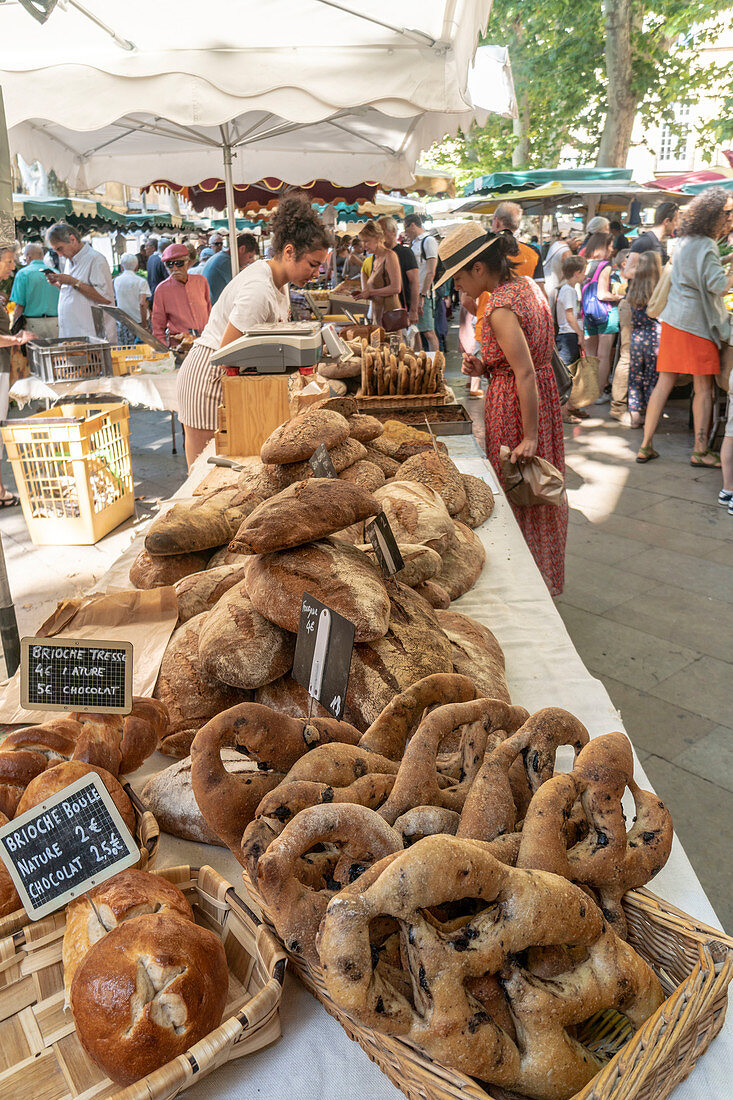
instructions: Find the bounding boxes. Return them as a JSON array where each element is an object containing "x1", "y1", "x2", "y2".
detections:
[
  {"x1": 243, "y1": 869, "x2": 732, "y2": 1100},
  {"x1": 0, "y1": 782, "x2": 159, "y2": 939},
  {"x1": 0, "y1": 865, "x2": 286, "y2": 1100}
]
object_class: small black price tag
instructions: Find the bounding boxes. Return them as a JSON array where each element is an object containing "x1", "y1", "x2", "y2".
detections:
[
  {"x1": 20, "y1": 637, "x2": 133, "y2": 715},
  {"x1": 292, "y1": 592, "x2": 355, "y2": 720},
  {"x1": 0, "y1": 773, "x2": 139, "y2": 920},
  {"x1": 309, "y1": 443, "x2": 337, "y2": 478},
  {"x1": 365, "y1": 511, "x2": 405, "y2": 576}
]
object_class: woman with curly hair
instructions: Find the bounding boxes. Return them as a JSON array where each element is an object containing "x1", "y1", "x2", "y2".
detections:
[
  {"x1": 637, "y1": 187, "x2": 733, "y2": 466},
  {"x1": 176, "y1": 191, "x2": 330, "y2": 466}
]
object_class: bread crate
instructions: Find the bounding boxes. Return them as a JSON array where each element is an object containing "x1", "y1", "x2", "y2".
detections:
[
  {"x1": 1, "y1": 402, "x2": 135, "y2": 546},
  {"x1": 27, "y1": 337, "x2": 112, "y2": 382},
  {"x1": 109, "y1": 345, "x2": 172, "y2": 376}
]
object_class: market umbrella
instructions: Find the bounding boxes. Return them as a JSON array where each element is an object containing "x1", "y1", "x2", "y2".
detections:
[
  {"x1": 1, "y1": 1, "x2": 515, "y2": 273},
  {"x1": 463, "y1": 167, "x2": 632, "y2": 197},
  {"x1": 680, "y1": 178, "x2": 733, "y2": 195},
  {"x1": 145, "y1": 179, "x2": 379, "y2": 215}
]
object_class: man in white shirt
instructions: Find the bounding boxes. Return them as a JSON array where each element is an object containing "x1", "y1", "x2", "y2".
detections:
[
  {"x1": 45, "y1": 222, "x2": 116, "y2": 343},
  {"x1": 404, "y1": 214, "x2": 439, "y2": 351},
  {"x1": 113, "y1": 252, "x2": 150, "y2": 344}
]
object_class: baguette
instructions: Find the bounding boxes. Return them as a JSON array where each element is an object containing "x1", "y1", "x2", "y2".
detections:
[
  {"x1": 389, "y1": 353, "x2": 399, "y2": 395},
  {"x1": 376, "y1": 354, "x2": 385, "y2": 396}
]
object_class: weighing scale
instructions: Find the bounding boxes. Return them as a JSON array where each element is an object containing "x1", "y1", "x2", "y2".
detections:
[{"x1": 210, "y1": 322, "x2": 322, "y2": 373}]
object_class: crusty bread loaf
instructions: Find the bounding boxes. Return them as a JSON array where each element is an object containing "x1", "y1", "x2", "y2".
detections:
[
  {"x1": 154, "y1": 613, "x2": 248, "y2": 758},
  {"x1": 62, "y1": 869, "x2": 193, "y2": 1001},
  {"x1": 454, "y1": 472, "x2": 495, "y2": 528},
  {"x1": 434, "y1": 609, "x2": 510, "y2": 703},
  {"x1": 413, "y1": 579, "x2": 451, "y2": 609},
  {"x1": 395, "y1": 451, "x2": 467, "y2": 516},
  {"x1": 347, "y1": 414, "x2": 384, "y2": 443},
  {"x1": 197, "y1": 580, "x2": 296, "y2": 690},
  {"x1": 362, "y1": 444, "x2": 400, "y2": 477},
  {"x1": 373, "y1": 480, "x2": 456, "y2": 554},
  {"x1": 174, "y1": 564, "x2": 250, "y2": 623},
  {"x1": 312, "y1": 395, "x2": 358, "y2": 417},
  {"x1": 144, "y1": 490, "x2": 252, "y2": 556},
  {"x1": 228, "y1": 479, "x2": 379, "y2": 555},
  {"x1": 235, "y1": 456, "x2": 284, "y2": 500},
  {"x1": 337, "y1": 459, "x2": 385, "y2": 492},
  {"x1": 129, "y1": 547, "x2": 209, "y2": 589},
  {"x1": 70, "y1": 913, "x2": 228, "y2": 1086},
  {"x1": 69, "y1": 700, "x2": 165, "y2": 776},
  {"x1": 246, "y1": 538, "x2": 390, "y2": 643},
  {"x1": 16, "y1": 761, "x2": 135, "y2": 835},
  {"x1": 435, "y1": 521, "x2": 486, "y2": 600},
  {"x1": 206, "y1": 547, "x2": 252, "y2": 569},
  {"x1": 368, "y1": 419, "x2": 448, "y2": 464},
  {"x1": 261, "y1": 408, "x2": 350, "y2": 464},
  {"x1": 0, "y1": 811, "x2": 20, "y2": 917},
  {"x1": 318, "y1": 356, "x2": 361, "y2": 379},
  {"x1": 327, "y1": 436, "x2": 368, "y2": 472},
  {"x1": 359, "y1": 542, "x2": 442, "y2": 588},
  {"x1": 141, "y1": 750, "x2": 263, "y2": 846}
]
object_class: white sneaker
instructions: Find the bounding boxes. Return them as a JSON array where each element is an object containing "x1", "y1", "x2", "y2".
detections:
[
  {"x1": 719, "y1": 488, "x2": 733, "y2": 506},
  {"x1": 594, "y1": 392, "x2": 611, "y2": 405},
  {"x1": 729, "y1": 499, "x2": 733, "y2": 516}
]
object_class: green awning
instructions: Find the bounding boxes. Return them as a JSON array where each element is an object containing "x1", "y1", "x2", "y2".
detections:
[
  {"x1": 14, "y1": 196, "x2": 128, "y2": 231},
  {"x1": 464, "y1": 168, "x2": 633, "y2": 197}
]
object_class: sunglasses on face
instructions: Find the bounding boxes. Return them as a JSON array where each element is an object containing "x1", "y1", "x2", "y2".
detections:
[{"x1": 165, "y1": 259, "x2": 186, "y2": 268}]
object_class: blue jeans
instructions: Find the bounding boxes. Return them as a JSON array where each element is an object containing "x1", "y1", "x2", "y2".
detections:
[{"x1": 556, "y1": 331, "x2": 580, "y2": 365}]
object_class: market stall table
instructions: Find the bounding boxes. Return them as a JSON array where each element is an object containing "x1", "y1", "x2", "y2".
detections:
[{"x1": 92, "y1": 434, "x2": 732, "y2": 1100}]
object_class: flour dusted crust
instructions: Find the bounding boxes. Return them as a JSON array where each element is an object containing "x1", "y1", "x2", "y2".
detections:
[
  {"x1": 435, "y1": 521, "x2": 486, "y2": 600},
  {"x1": 144, "y1": 490, "x2": 252, "y2": 555},
  {"x1": 395, "y1": 452, "x2": 467, "y2": 516},
  {"x1": 229, "y1": 479, "x2": 379, "y2": 555},
  {"x1": 174, "y1": 563, "x2": 250, "y2": 623},
  {"x1": 235, "y1": 456, "x2": 286, "y2": 499},
  {"x1": 70, "y1": 913, "x2": 228, "y2": 1086},
  {"x1": 434, "y1": 608, "x2": 510, "y2": 703},
  {"x1": 455, "y1": 472, "x2": 495, "y2": 528},
  {"x1": 154, "y1": 612, "x2": 248, "y2": 757},
  {"x1": 260, "y1": 408, "x2": 350, "y2": 464},
  {"x1": 141, "y1": 750, "x2": 263, "y2": 846},
  {"x1": 129, "y1": 547, "x2": 209, "y2": 589},
  {"x1": 246, "y1": 537, "x2": 391, "y2": 643},
  {"x1": 197, "y1": 580, "x2": 296, "y2": 690},
  {"x1": 373, "y1": 480, "x2": 456, "y2": 554},
  {"x1": 206, "y1": 547, "x2": 252, "y2": 569},
  {"x1": 338, "y1": 459, "x2": 386, "y2": 492}
]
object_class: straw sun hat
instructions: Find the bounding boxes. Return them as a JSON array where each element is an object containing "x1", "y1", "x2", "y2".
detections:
[{"x1": 434, "y1": 223, "x2": 498, "y2": 290}]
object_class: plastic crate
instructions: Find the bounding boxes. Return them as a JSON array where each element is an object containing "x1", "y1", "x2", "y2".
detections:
[
  {"x1": 1, "y1": 402, "x2": 135, "y2": 545},
  {"x1": 110, "y1": 344, "x2": 172, "y2": 376},
  {"x1": 27, "y1": 336, "x2": 113, "y2": 382}
]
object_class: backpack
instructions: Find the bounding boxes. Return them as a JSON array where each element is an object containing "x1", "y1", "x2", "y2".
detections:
[
  {"x1": 417, "y1": 235, "x2": 444, "y2": 297},
  {"x1": 581, "y1": 260, "x2": 610, "y2": 325}
]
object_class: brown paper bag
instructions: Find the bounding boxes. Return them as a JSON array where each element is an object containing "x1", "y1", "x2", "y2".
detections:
[
  {"x1": 500, "y1": 445, "x2": 565, "y2": 507},
  {"x1": 0, "y1": 586, "x2": 178, "y2": 725},
  {"x1": 569, "y1": 354, "x2": 600, "y2": 407},
  {"x1": 288, "y1": 372, "x2": 330, "y2": 416}
]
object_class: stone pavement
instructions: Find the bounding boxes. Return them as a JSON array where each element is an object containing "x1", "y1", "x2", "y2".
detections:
[{"x1": 448, "y1": 353, "x2": 732, "y2": 934}]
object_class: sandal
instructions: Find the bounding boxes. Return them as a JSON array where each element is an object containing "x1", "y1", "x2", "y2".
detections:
[
  {"x1": 636, "y1": 446, "x2": 659, "y2": 464},
  {"x1": 690, "y1": 450, "x2": 721, "y2": 468},
  {"x1": 0, "y1": 494, "x2": 19, "y2": 508}
]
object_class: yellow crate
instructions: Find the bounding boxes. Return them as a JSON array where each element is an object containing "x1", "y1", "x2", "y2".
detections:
[
  {"x1": 1, "y1": 402, "x2": 135, "y2": 546},
  {"x1": 109, "y1": 344, "x2": 160, "y2": 376}
]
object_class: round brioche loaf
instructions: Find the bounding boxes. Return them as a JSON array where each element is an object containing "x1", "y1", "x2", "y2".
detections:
[
  {"x1": 70, "y1": 913, "x2": 228, "y2": 1086},
  {"x1": 260, "y1": 408, "x2": 350, "y2": 464},
  {"x1": 246, "y1": 538, "x2": 390, "y2": 643},
  {"x1": 15, "y1": 761, "x2": 135, "y2": 835},
  {"x1": 197, "y1": 580, "x2": 296, "y2": 690}
]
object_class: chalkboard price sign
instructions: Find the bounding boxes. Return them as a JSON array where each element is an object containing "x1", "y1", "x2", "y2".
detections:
[
  {"x1": 292, "y1": 592, "x2": 355, "y2": 720},
  {"x1": 0, "y1": 772, "x2": 139, "y2": 920},
  {"x1": 20, "y1": 636, "x2": 133, "y2": 715},
  {"x1": 309, "y1": 443, "x2": 337, "y2": 478},
  {"x1": 365, "y1": 511, "x2": 405, "y2": 577}
]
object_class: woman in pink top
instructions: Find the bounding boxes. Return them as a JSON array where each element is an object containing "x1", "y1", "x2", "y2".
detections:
[{"x1": 152, "y1": 243, "x2": 211, "y2": 346}]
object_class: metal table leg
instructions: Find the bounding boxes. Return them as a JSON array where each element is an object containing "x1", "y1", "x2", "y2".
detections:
[{"x1": 171, "y1": 411, "x2": 177, "y2": 455}]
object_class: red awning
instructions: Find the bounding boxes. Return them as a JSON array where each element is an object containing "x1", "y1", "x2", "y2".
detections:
[
  {"x1": 645, "y1": 170, "x2": 729, "y2": 192},
  {"x1": 142, "y1": 178, "x2": 379, "y2": 213}
]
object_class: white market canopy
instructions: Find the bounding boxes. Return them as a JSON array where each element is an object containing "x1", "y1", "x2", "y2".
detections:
[{"x1": 1, "y1": 0, "x2": 515, "y2": 191}]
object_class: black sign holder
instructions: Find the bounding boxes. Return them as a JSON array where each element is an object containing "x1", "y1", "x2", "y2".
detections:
[
  {"x1": 292, "y1": 592, "x2": 354, "y2": 721},
  {"x1": 365, "y1": 512, "x2": 404, "y2": 577},
  {"x1": 20, "y1": 636, "x2": 133, "y2": 715},
  {"x1": 309, "y1": 443, "x2": 337, "y2": 478}
]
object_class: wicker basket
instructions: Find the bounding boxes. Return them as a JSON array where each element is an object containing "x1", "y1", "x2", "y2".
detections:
[
  {"x1": 243, "y1": 869, "x2": 732, "y2": 1100},
  {"x1": 356, "y1": 385, "x2": 450, "y2": 409},
  {"x1": 0, "y1": 865, "x2": 286, "y2": 1100},
  {"x1": 0, "y1": 781, "x2": 159, "y2": 939}
]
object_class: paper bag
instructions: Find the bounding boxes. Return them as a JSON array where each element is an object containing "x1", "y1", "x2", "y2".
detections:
[
  {"x1": 0, "y1": 586, "x2": 178, "y2": 725},
  {"x1": 569, "y1": 354, "x2": 600, "y2": 407},
  {"x1": 500, "y1": 445, "x2": 565, "y2": 507},
  {"x1": 288, "y1": 372, "x2": 329, "y2": 416}
]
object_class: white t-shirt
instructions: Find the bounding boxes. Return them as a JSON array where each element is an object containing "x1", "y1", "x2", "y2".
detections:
[
  {"x1": 410, "y1": 232, "x2": 439, "y2": 293},
  {"x1": 113, "y1": 270, "x2": 150, "y2": 323},
  {"x1": 58, "y1": 242, "x2": 116, "y2": 343},
  {"x1": 197, "y1": 259, "x2": 289, "y2": 350},
  {"x1": 556, "y1": 282, "x2": 580, "y2": 334}
]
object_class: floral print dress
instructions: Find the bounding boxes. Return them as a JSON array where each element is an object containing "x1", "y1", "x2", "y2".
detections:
[{"x1": 481, "y1": 277, "x2": 568, "y2": 596}]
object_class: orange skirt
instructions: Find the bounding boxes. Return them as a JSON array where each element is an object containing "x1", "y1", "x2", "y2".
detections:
[{"x1": 657, "y1": 322, "x2": 720, "y2": 376}]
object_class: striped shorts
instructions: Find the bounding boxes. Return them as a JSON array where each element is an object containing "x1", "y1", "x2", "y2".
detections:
[{"x1": 175, "y1": 343, "x2": 223, "y2": 430}]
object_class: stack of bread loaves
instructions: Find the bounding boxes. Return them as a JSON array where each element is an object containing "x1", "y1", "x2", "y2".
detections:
[{"x1": 144, "y1": 401, "x2": 497, "y2": 759}]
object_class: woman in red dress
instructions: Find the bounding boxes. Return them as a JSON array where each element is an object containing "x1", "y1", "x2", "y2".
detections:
[{"x1": 436, "y1": 223, "x2": 568, "y2": 595}]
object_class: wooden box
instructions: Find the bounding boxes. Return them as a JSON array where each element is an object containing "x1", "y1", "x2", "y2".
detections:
[{"x1": 215, "y1": 373, "x2": 291, "y2": 456}]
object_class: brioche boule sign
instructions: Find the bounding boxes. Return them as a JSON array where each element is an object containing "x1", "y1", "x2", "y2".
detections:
[
  {"x1": 365, "y1": 511, "x2": 404, "y2": 577},
  {"x1": 20, "y1": 637, "x2": 133, "y2": 715},
  {"x1": 309, "y1": 443, "x2": 337, "y2": 478},
  {"x1": 0, "y1": 773, "x2": 139, "y2": 920},
  {"x1": 292, "y1": 592, "x2": 355, "y2": 720}
]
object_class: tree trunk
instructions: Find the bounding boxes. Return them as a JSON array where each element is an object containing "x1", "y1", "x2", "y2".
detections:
[
  {"x1": 596, "y1": 0, "x2": 639, "y2": 167},
  {"x1": 512, "y1": 89, "x2": 530, "y2": 168}
]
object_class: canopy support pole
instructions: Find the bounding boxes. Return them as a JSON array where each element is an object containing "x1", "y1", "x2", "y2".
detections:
[{"x1": 221, "y1": 128, "x2": 239, "y2": 277}]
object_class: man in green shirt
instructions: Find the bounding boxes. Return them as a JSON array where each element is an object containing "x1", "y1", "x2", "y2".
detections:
[{"x1": 10, "y1": 242, "x2": 60, "y2": 339}]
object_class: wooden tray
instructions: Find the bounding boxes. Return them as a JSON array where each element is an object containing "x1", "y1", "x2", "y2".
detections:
[
  {"x1": 366, "y1": 403, "x2": 473, "y2": 435},
  {"x1": 243, "y1": 867, "x2": 732, "y2": 1100},
  {"x1": 0, "y1": 782, "x2": 159, "y2": 939},
  {"x1": 0, "y1": 865, "x2": 286, "y2": 1100}
]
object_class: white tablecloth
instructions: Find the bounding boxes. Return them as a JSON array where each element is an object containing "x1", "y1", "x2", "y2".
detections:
[
  {"x1": 102, "y1": 437, "x2": 733, "y2": 1097},
  {"x1": 9, "y1": 369, "x2": 180, "y2": 412}
]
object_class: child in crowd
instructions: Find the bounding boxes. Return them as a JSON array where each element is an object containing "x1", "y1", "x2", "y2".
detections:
[
  {"x1": 611, "y1": 251, "x2": 639, "y2": 425},
  {"x1": 556, "y1": 255, "x2": 588, "y2": 424},
  {"x1": 627, "y1": 252, "x2": 662, "y2": 427}
]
